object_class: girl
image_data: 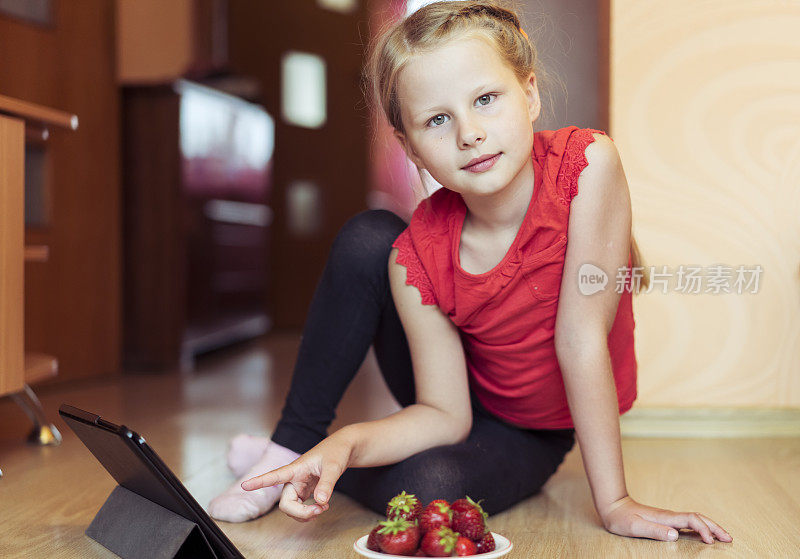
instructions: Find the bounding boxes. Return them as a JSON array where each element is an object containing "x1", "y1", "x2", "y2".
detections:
[{"x1": 209, "y1": 0, "x2": 733, "y2": 545}]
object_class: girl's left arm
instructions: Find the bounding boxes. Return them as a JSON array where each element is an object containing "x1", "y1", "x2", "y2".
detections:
[{"x1": 553, "y1": 133, "x2": 732, "y2": 545}]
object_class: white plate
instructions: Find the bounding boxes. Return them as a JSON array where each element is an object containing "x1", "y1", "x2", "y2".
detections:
[{"x1": 353, "y1": 531, "x2": 512, "y2": 558}]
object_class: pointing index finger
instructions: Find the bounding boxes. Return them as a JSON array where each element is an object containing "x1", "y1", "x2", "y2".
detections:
[{"x1": 241, "y1": 464, "x2": 293, "y2": 491}]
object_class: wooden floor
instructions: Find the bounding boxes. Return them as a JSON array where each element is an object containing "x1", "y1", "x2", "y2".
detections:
[{"x1": 1, "y1": 330, "x2": 798, "y2": 558}]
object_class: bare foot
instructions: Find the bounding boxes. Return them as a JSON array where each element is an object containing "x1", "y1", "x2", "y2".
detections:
[
  {"x1": 208, "y1": 441, "x2": 301, "y2": 523},
  {"x1": 226, "y1": 433, "x2": 272, "y2": 478}
]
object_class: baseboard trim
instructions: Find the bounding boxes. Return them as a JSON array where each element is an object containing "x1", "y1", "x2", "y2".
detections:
[{"x1": 619, "y1": 407, "x2": 800, "y2": 438}]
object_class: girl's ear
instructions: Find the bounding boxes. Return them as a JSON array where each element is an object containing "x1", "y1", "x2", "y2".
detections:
[
  {"x1": 393, "y1": 128, "x2": 426, "y2": 170},
  {"x1": 523, "y1": 72, "x2": 541, "y2": 124}
]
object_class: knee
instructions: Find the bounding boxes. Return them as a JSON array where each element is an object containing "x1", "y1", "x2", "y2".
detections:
[
  {"x1": 330, "y1": 209, "x2": 407, "y2": 275},
  {"x1": 336, "y1": 209, "x2": 407, "y2": 249},
  {"x1": 398, "y1": 447, "x2": 471, "y2": 505}
]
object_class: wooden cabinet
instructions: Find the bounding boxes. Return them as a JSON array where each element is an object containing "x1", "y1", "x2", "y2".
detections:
[
  {"x1": 0, "y1": 110, "x2": 25, "y2": 399},
  {"x1": 122, "y1": 81, "x2": 274, "y2": 372},
  {"x1": 116, "y1": 0, "x2": 228, "y2": 84},
  {"x1": 1, "y1": 0, "x2": 121, "y2": 388},
  {"x1": 0, "y1": 95, "x2": 79, "y2": 466}
]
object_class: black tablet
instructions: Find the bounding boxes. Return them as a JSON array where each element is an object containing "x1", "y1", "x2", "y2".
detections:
[{"x1": 58, "y1": 404, "x2": 244, "y2": 559}]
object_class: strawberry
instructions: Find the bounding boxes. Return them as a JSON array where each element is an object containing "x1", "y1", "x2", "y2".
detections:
[
  {"x1": 449, "y1": 498, "x2": 474, "y2": 515},
  {"x1": 452, "y1": 508, "x2": 486, "y2": 541},
  {"x1": 420, "y1": 526, "x2": 459, "y2": 557},
  {"x1": 450, "y1": 496, "x2": 485, "y2": 516},
  {"x1": 366, "y1": 524, "x2": 382, "y2": 552},
  {"x1": 419, "y1": 499, "x2": 452, "y2": 533},
  {"x1": 387, "y1": 490, "x2": 423, "y2": 522},
  {"x1": 455, "y1": 536, "x2": 477, "y2": 556},
  {"x1": 376, "y1": 517, "x2": 421, "y2": 556},
  {"x1": 451, "y1": 496, "x2": 488, "y2": 540},
  {"x1": 414, "y1": 549, "x2": 429, "y2": 557},
  {"x1": 474, "y1": 531, "x2": 496, "y2": 553}
]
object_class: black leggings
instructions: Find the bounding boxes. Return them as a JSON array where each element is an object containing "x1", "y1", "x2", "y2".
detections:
[{"x1": 270, "y1": 209, "x2": 576, "y2": 517}]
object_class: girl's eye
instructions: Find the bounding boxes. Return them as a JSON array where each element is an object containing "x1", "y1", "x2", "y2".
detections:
[
  {"x1": 425, "y1": 94, "x2": 496, "y2": 128},
  {"x1": 428, "y1": 114, "x2": 449, "y2": 127}
]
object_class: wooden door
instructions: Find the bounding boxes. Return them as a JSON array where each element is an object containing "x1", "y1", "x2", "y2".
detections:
[{"x1": 228, "y1": 0, "x2": 371, "y2": 329}]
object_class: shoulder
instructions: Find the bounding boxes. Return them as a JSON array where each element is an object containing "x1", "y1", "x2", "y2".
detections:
[
  {"x1": 581, "y1": 131, "x2": 620, "y2": 173},
  {"x1": 413, "y1": 186, "x2": 459, "y2": 231},
  {"x1": 422, "y1": 185, "x2": 458, "y2": 213},
  {"x1": 568, "y1": 129, "x2": 630, "y2": 228},
  {"x1": 575, "y1": 130, "x2": 625, "y2": 201},
  {"x1": 556, "y1": 127, "x2": 622, "y2": 204},
  {"x1": 390, "y1": 188, "x2": 456, "y2": 307},
  {"x1": 390, "y1": 228, "x2": 438, "y2": 307},
  {"x1": 564, "y1": 127, "x2": 616, "y2": 165}
]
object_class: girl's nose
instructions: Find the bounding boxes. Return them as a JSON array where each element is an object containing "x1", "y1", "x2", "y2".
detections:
[{"x1": 459, "y1": 118, "x2": 485, "y2": 147}]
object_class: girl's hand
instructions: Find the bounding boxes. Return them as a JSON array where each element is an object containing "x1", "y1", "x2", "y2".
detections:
[
  {"x1": 240, "y1": 433, "x2": 353, "y2": 522},
  {"x1": 600, "y1": 496, "x2": 733, "y2": 544}
]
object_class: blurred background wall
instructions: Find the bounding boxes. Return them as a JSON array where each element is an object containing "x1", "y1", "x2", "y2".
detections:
[{"x1": 611, "y1": 0, "x2": 800, "y2": 407}]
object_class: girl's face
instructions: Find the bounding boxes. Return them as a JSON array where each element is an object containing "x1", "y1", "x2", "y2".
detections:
[{"x1": 393, "y1": 35, "x2": 540, "y2": 199}]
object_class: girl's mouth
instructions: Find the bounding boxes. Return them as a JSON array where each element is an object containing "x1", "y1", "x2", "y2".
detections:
[{"x1": 463, "y1": 153, "x2": 501, "y2": 173}]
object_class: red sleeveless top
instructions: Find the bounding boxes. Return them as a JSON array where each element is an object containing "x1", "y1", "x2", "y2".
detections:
[{"x1": 391, "y1": 126, "x2": 638, "y2": 429}]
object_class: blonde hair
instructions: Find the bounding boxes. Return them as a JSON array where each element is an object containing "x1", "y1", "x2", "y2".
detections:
[
  {"x1": 362, "y1": 0, "x2": 649, "y2": 292},
  {"x1": 364, "y1": 0, "x2": 548, "y2": 136}
]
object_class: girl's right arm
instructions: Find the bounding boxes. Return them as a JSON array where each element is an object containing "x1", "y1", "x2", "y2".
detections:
[
  {"x1": 344, "y1": 246, "x2": 473, "y2": 464},
  {"x1": 242, "y1": 247, "x2": 472, "y2": 521}
]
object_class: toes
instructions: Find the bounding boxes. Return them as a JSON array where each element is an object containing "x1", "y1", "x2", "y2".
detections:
[
  {"x1": 207, "y1": 482, "x2": 281, "y2": 523},
  {"x1": 208, "y1": 496, "x2": 261, "y2": 523}
]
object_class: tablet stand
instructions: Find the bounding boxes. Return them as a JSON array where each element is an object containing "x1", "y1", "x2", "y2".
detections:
[{"x1": 86, "y1": 485, "x2": 218, "y2": 559}]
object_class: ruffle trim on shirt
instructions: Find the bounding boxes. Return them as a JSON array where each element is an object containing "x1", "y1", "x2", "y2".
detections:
[
  {"x1": 391, "y1": 230, "x2": 438, "y2": 306},
  {"x1": 495, "y1": 249, "x2": 524, "y2": 290},
  {"x1": 556, "y1": 128, "x2": 608, "y2": 206}
]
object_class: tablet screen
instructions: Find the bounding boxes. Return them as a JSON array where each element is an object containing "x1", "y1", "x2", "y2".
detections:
[{"x1": 59, "y1": 404, "x2": 243, "y2": 559}]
